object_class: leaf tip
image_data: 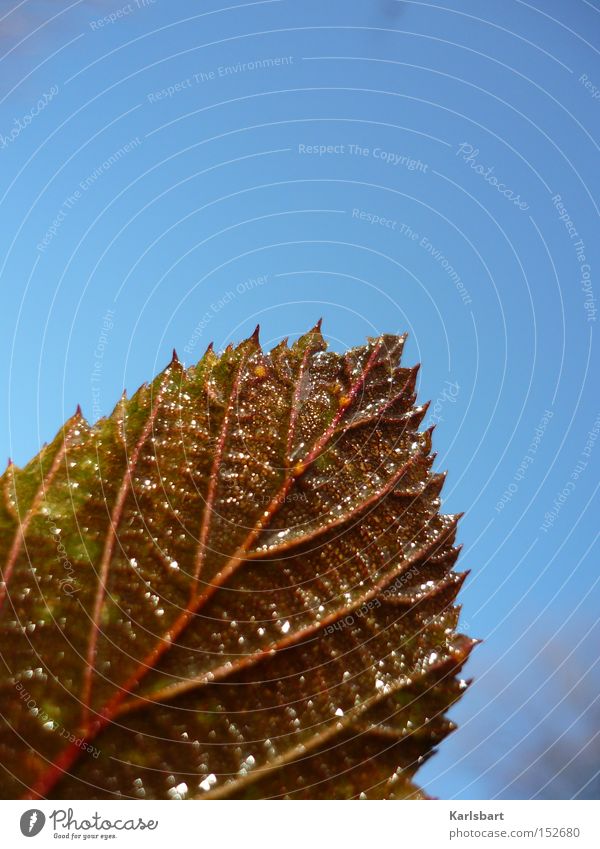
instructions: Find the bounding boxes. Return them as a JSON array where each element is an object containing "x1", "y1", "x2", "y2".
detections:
[
  {"x1": 310, "y1": 318, "x2": 324, "y2": 341},
  {"x1": 171, "y1": 348, "x2": 179, "y2": 364},
  {"x1": 250, "y1": 324, "x2": 261, "y2": 344}
]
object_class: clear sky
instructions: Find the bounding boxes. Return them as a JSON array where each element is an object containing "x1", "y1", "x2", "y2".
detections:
[{"x1": 1, "y1": 0, "x2": 599, "y2": 799}]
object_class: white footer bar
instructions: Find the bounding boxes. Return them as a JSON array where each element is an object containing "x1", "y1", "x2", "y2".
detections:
[{"x1": 1, "y1": 799, "x2": 598, "y2": 848}]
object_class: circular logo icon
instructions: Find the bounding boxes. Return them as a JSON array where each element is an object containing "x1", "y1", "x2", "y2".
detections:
[{"x1": 20, "y1": 810, "x2": 46, "y2": 837}]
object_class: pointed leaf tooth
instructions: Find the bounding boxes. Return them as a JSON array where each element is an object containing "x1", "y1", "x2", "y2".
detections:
[
  {"x1": 294, "y1": 321, "x2": 327, "y2": 354},
  {"x1": 272, "y1": 337, "x2": 289, "y2": 353},
  {"x1": 428, "y1": 470, "x2": 448, "y2": 499}
]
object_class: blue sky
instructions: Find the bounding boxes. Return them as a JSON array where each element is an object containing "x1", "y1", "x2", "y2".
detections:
[{"x1": 1, "y1": 0, "x2": 599, "y2": 799}]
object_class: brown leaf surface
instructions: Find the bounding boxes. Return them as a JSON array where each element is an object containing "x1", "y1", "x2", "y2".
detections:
[{"x1": 0, "y1": 326, "x2": 473, "y2": 799}]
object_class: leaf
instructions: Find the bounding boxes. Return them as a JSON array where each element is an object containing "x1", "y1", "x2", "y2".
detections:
[{"x1": 0, "y1": 325, "x2": 473, "y2": 800}]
